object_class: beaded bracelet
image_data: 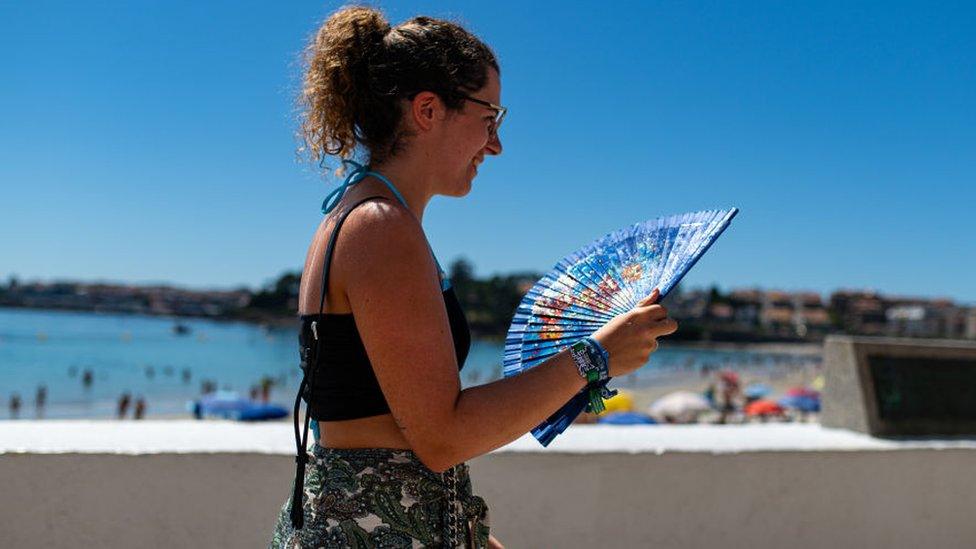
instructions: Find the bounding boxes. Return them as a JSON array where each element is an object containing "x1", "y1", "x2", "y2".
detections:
[{"x1": 570, "y1": 337, "x2": 618, "y2": 414}]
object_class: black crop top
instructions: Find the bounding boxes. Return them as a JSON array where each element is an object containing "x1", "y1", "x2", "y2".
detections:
[
  {"x1": 299, "y1": 285, "x2": 470, "y2": 421},
  {"x1": 297, "y1": 195, "x2": 471, "y2": 422}
]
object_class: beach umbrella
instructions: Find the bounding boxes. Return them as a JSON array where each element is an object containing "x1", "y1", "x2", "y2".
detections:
[
  {"x1": 503, "y1": 208, "x2": 739, "y2": 446},
  {"x1": 779, "y1": 394, "x2": 821, "y2": 413},
  {"x1": 648, "y1": 390, "x2": 713, "y2": 423},
  {"x1": 786, "y1": 386, "x2": 820, "y2": 398},
  {"x1": 744, "y1": 383, "x2": 772, "y2": 399},
  {"x1": 597, "y1": 412, "x2": 657, "y2": 425},
  {"x1": 745, "y1": 399, "x2": 784, "y2": 417}
]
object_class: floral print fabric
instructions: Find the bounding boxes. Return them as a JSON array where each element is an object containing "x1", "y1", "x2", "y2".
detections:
[{"x1": 269, "y1": 445, "x2": 490, "y2": 548}]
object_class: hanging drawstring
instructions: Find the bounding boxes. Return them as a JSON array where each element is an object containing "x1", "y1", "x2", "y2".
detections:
[
  {"x1": 291, "y1": 314, "x2": 322, "y2": 529},
  {"x1": 289, "y1": 373, "x2": 312, "y2": 529}
]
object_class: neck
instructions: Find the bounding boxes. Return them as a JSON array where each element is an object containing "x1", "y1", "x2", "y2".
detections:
[{"x1": 368, "y1": 156, "x2": 436, "y2": 223}]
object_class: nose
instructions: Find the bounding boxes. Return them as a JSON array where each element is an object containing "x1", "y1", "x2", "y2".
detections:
[{"x1": 485, "y1": 132, "x2": 503, "y2": 156}]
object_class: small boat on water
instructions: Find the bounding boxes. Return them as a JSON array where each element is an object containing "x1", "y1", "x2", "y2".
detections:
[{"x1": 172, "y1": 323, "x2": 191, "y2": 336}]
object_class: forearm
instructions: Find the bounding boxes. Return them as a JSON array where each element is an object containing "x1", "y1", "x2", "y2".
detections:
[{"x1": 439, "y1": 349, "x2": 587, "y2": 467}]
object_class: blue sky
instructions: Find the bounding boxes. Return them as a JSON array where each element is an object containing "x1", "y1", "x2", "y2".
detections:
[{"x1": 2, "y1": 1, "x2": 974, "y2": 302}]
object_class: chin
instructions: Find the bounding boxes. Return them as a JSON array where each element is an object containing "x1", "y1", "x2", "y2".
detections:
[
  {"x1": 461, "y1": 175, "x2": 476, "y2": 196},
  {"x1": 448, "y1": 183, "x2": 473, "y2": 198},
  {"x1": 447, "y1": 172, "x2": 475, "y2": 197}
]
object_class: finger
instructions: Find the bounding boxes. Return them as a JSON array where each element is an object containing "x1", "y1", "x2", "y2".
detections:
[
  {"x1": 640, "y1": 304, "x2": 668, "y2": 321},
  {"x1": 650, "y1": 318, "x2": 679, "y2": 337},
  {"x1": 665, "y1": 318, "x2": 679, "y2": 335},
  {"x1": 637, "y1": 288, "x2": 660, "y2": 307}
]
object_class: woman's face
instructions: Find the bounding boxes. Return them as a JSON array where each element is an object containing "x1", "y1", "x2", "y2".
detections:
[{"x1": 439, "y1": 68, "x2": 503, "y2": 197}]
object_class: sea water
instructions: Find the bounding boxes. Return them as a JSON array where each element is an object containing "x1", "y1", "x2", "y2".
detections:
[{"x1": 0, "y1": 307, "x2": 818, "y2": 419}]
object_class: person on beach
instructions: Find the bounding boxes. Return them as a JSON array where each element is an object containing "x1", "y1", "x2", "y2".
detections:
[
  {"x1": 117, "y1": 392, "x2": 131, "y2": 419},
  {"x1": 269, "y1": 7, "x2": 678, "y2": 548},
  {"x1": 9, "y1": 393, "x2": 21, "y2": 419},
  {"x1": 35, "y1": 385, "x2": 46, "y2": 419},
  {"x1": 717, "y1": 370, "x2": 741, "y2": 424},
  {"x1": 133, "y1": 396, "x2": 146, "y2": 419}
]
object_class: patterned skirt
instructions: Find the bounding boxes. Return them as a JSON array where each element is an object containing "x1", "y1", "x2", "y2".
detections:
[{"x1": 269, "y1": 445, "x2": 490, "y2": 548}]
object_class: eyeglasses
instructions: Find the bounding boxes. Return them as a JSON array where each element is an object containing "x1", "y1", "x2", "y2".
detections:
[
  {"x1": 405, "y1": 91, "x2": 507, "y2": 139},
  {"x1": 460, "y1": 94, "x2": 507, "y2": 139}
]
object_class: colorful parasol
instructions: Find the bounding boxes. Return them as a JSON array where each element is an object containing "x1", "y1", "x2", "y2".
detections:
[
  {"x1": 648, "y1": 390, "x2": 714, "y2": 424},
  {"x1": 503, "y1": 208, "x2": 738, "y2": 446},
  {"x1": 744, "y1": 399, "x2": 785, "y2": 417}
]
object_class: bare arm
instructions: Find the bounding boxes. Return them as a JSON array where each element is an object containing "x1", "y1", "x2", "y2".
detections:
[{"x1": 340, "y1": 202, "x2": 672, "y2": 472}]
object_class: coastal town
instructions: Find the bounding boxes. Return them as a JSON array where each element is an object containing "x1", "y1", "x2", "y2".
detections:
[{"x1": 3, "y1": 263, "x2": 973, "y2": 343}]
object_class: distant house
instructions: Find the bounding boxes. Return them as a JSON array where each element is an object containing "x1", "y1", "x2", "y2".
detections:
[
  {"x1": 795, "y1": 292, "x2": 831, "y2": 338},
  {"x1": 728, "y1": 289, "x2": 762, "y2": 329},
  {"x1": 966, "y1": 309, "x2": 976, "y2": 340},
  {"x1": 885, "y1": 304, "x2": 929, "y2": 337},
  {"x1": 708, "y1": 303, "x2": 733, "y2": 321},
  {"x1": 723, "y1": 288, "x2": 831, "y2": 340},
  {"x1": 761, "y1": 290, "x2": 793, "y2": 336},
  {"x1": 667, "y1": 288, "x2": 709, "y2": 319},
  {"x1": 830, "y1": 290, "x2": 887, "y2": 335}
]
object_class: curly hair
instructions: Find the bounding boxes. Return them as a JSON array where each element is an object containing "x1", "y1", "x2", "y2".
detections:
[{"x1": 299, "y1": 6, "x2": 499, "y2": 171}]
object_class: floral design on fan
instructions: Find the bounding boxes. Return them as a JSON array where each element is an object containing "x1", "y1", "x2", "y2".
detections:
[{"x1": 621, "y1": 263, "x2": 643, "y2": 283}]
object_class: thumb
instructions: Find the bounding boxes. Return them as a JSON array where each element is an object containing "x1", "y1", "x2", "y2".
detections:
[{"x1": 637, "y1": 288, "x2": 660, "y2": 306}]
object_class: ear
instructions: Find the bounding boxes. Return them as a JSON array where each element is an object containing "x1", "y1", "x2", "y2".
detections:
[{"x1": 409, "y1": 91, "x2": 442, "y2": 132}]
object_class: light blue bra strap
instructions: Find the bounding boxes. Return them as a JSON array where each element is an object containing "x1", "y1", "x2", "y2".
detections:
[
  {"x1": 310, "y1": 418, "x2": 320, "y2": 442},
  {"x1": 321, "y1": 159, "x2": 452, "y2": 291},
  {"x1": 436, "y1": 260, "x2": 452, "y2": 291},
  {"x1": 322, "y1": 159, "x2": 409, "y2": 214}
]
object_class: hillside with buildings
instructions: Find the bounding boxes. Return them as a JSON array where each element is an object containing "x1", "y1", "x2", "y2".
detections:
[{"x1": 3, "y1": 264, "x2": 974, "y2": 343}]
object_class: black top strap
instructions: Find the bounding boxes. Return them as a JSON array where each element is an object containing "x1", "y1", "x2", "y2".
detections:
[
  {"x1": 290, "y1": 195, "x2": 389, "y2": 530},
  {"x1": 315, "y1": 195, "x2": 390, "y2": 323}
]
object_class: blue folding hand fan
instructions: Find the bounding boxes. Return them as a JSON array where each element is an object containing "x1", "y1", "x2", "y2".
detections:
[{"x1": 502, "y1": 208, "x2": 739, "y2": 446}]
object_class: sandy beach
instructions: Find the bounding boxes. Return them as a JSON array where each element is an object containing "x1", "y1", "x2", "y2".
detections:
[{"x1": 624, "y1": 362, "x2": 820, "y2": 411}]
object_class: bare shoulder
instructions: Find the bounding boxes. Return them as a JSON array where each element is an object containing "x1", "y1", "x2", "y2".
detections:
[
  {"x1": 332, "y1": 199, "x2": 439, "y2": 290},
  {"x1": 299, "y1": 197, "x2": 438, "y2": 315}
]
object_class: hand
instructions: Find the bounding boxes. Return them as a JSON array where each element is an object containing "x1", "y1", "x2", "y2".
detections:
[
  {"x1": 591, "y1": 288, "x2": 678, "y2": 378},
  {"x1": 488, "y1": 534, "x2": 505, "y2": 549}
]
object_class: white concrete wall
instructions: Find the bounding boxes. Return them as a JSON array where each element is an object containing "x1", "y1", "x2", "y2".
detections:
[{"x1": 2, "y1": 422, "x2": 976, "y2": 548}]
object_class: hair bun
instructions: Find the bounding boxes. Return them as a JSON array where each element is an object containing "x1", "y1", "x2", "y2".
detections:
[{"x1": 339, "y1": 6, "x2": 390, "y2": 48}]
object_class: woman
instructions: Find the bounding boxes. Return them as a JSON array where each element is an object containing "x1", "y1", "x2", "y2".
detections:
[{"x1": 269, "y1": 6, "x2": 678, "y2": 548}]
